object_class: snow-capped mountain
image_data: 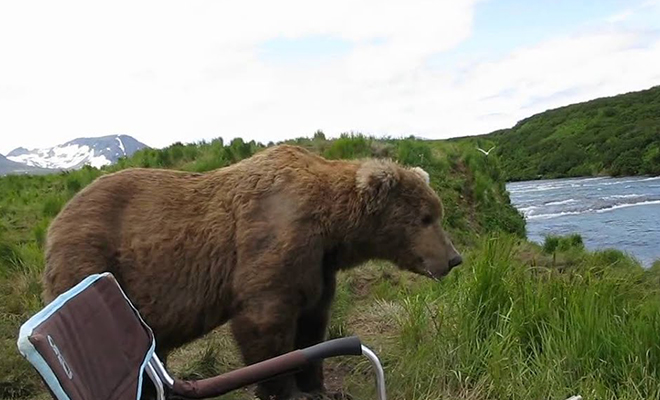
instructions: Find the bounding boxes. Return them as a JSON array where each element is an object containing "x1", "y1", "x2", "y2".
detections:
[
  {"x1": 0, "y1": 154, "x2": 56, "y2": 175},
  {"x1": 7, "y1": 135, "x2": 148, "y2": 170}
]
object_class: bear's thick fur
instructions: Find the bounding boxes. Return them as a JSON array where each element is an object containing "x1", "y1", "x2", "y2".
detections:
[{"x1": 42, "y1": 144, "x2": 462, "y2": 400}]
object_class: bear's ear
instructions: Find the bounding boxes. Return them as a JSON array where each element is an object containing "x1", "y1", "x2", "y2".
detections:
[
  {"x1": 410, "y1": 167, "x2": 430, "y2": 185},
  {"x1": 356, "y1": 159, "x2": 400, "y2": 213}
]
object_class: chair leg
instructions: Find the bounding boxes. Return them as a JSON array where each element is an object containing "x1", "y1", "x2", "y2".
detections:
[
  {"x1": 146, "y1": 363, "x2": 166, "y2": 400},
  {"x1": 150, "y1": 354, "x2": 175, "y2": 388}
]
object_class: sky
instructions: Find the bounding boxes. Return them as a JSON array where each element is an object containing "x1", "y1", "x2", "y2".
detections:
[{"x1": 1, "y1": 0, "x2": 660, "y2": 154}]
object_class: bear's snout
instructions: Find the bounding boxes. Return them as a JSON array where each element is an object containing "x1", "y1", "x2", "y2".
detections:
[{"x1": 448, "y1": 254, "x2": 463, "y2": 269}]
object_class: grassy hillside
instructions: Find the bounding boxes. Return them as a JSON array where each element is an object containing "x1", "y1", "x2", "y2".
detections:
[
  {"x1": 1, "y1": 134, "x2": 659, "y2": 400},
  {"x1": 452, "y1": 85, "x2": 660, "y2": 181}
]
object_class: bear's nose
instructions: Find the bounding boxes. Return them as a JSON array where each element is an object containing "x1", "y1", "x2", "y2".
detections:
[{"x1": 448, "y1": 255, "x2": 463, "y2": 268}]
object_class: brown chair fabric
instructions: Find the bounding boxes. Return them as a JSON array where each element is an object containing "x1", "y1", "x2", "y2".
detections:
[{"x1": 18, "y1": 273, "x2": 155, "y2": 400}]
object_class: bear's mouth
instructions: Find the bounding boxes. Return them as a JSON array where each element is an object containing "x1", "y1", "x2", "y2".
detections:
[
  {"x1": 417, "y1": 258, "x2": 451, "y2": 281},
  {"x1": 398, "y1": 256, "x2": 447, "y2": 281},
  {"x1": 424, "y1": 269, "x2": 440, "y2": 282}
]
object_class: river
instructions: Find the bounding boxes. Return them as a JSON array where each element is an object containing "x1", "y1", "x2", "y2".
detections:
[{"x1": 506, "y1": 176, "x2": 660, "y2": 267}]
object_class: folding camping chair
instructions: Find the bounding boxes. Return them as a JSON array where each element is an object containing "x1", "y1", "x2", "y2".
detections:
[{"x1": 17, "y1": 272, "x2": 387, "y2": 400}]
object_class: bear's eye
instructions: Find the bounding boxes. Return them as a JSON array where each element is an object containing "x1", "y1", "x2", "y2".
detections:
[{"x1": 421, "y1": 215, "x2": 434, "y2": 226}]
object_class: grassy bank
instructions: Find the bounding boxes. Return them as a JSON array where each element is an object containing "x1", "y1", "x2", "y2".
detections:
[
  {"x1": 334, "y1": 234, "x2": 660, "y2": 400},
  {"x1": 1, "y1": 134, "x2": 659, "y2": 399}
]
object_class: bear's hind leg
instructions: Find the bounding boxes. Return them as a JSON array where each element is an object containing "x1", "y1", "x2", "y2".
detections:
[
  {"x1": 294, "y1": 275, "x2": 351, "y2": 400},
  {"x1": 294, "y1": 310, "x2": 329, "y2": 395},
  {"x1": 230, "y1": 296, "x2": 301, "y2": 400},
  {"x1": 294, "y1": 277, "x2": 335, "y2": 394}
]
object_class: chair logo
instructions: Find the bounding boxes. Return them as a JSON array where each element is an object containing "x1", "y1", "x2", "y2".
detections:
[{"x1": 47, "y1": 335, "x2": 73, "y2": 379}]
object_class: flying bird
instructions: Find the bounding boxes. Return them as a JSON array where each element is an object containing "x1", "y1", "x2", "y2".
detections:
[{"x1": 477, "y1": 146, "x2": 496, "y2": 156}]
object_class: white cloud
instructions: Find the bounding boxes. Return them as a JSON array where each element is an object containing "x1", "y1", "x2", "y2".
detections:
[
  {"x1": 606, "y1": 10, "x2": 634, "y2": 23},
  {"x1": 451, "y1": 29, "x2": 660, "y2": 127},
  {"x1": 0, "y1": 0, "x2": 479, "y2": 152},
  {"x1": 0, "y1": 0, "x2": 659, "y2": 154}
]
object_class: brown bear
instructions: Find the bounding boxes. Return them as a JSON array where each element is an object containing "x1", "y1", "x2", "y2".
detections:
[{"x1": 41, "y1": 144, "x2": 463, "y2": 400}]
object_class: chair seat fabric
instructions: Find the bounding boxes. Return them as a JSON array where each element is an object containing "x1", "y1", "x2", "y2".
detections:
[{"x1": 17, "y1": 272, "x2": 156, "y2": 400}]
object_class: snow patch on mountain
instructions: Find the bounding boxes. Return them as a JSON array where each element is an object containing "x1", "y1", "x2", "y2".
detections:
[
  {"x1": 7, "y1": 134, "x2": 148, "y2": 170},
  {"x1": 0, "y1": 153, "x2": 57, "y2": 175},
  {"x1": 9, "y1": 144, "x2": 109, "y2": 169},
  {"x1": 116, "y1": 136, "x2": 126, "y2": 154}
]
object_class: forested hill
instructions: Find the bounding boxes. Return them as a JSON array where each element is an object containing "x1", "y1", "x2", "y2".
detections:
[{"x1": 453, "y1": 85, "x2": 660, "y2": 182}]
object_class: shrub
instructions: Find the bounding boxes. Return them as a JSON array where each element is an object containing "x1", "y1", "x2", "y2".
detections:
[
  {"x1": 323, "y1": 133, "x2": 372, "y2": 160},
  {"x1": 591, "y1": 248, "x2": 640, "y2": 270},
  {"x1": 42, "y1": 196, "x2": 65, "y2": 218},
  {"x1": 65, "y1": 174, "x2": 82, "y2": 194},
  {"x1": 543, "y1": 233, "x2": 585, "y2": 254}
]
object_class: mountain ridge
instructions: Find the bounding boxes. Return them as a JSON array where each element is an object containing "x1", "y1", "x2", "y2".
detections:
[
  {"x1": 0, "y1": 154, "x2": 58, "y2": 175},
  {"x1": 5, "y1": 134, "x2": 148, "y2": 172}
]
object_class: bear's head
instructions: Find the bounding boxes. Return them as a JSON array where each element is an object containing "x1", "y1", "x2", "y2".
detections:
[{"x1": 356, "y1": 159, "x2": 463, "y2": 280}]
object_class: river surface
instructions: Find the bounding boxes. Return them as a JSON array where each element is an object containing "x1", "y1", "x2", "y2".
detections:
[{"x1": 506, "y1": 176, "x2": 660, "y2": 267}]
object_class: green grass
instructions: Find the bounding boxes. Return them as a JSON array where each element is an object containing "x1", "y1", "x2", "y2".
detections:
[
  {"x1": 1, "y1": 134, "x2": 658, "y2": 399},
  {"x1": 335, "y1": 234, "x2": 660, "y2": 400}
]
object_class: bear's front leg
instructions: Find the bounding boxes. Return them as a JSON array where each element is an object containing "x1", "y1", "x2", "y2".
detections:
[{"x1": 230, "y1": 296, "x2": 301, "y2": 400}]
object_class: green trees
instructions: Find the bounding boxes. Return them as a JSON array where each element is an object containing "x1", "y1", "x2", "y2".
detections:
[{"x1": 463, "y1": 85, "x2": 660, "y2": 181}]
